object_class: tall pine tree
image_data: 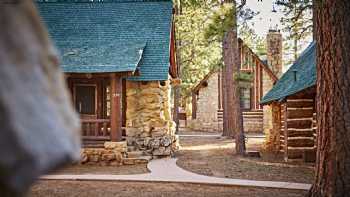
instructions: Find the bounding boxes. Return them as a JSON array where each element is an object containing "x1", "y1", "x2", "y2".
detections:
[
  {"x1": 309, "y1": 0, "x2": 350, "y2": 196},
  {"x1": 276, "y1": 0, "x2": 313, "y2": 61}
]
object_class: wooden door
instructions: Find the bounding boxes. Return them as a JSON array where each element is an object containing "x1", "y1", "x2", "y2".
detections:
[{"x1": 74, "y1": 84, "x2": 97, "y2": 120}]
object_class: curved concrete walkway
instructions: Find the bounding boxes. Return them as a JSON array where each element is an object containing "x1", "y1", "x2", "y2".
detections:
[{"x1": 41, "y1": 158, "x2": 311, "y2": 190}]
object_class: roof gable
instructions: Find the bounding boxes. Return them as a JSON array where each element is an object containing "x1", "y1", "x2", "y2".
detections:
[
  {"x1": 261, "y1": 42, "x2": 316, "y2": 104},
  {"x1": 192, "y1": 40, "x2": 277, "y2": 93},
  {"x1": 36, "y1": 0, "x2": 173, "y2": 81}
]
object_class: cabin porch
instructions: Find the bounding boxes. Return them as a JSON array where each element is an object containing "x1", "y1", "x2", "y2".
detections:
[{"x1": 66, "y1": 73, "x2": 126, "y2": 148}]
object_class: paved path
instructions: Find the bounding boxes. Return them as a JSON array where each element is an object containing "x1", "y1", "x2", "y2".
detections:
[{"x1": 41, "y1": 158, "x2": 311, "y2": 190}]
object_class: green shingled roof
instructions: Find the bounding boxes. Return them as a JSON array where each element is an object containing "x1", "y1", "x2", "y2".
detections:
[
  {"x1": 261, "y1": 42, "x2": 316, "y2": 104},
  {"x1": 36, "y1": 0, "x2": 173, "y2": 81}
]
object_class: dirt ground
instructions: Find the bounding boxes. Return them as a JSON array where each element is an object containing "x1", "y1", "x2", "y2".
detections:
[
  {"x1": 29, "y1": 181, "x2": 307, "y2": 197},
  {"x1": 176, "y1": 134, "x2": 315, "y2": 183},
  {"x1": 52, "y1": 164, "x2": 149, "y2": 175},
  {"x1": 28, "y1": 131, "x2": 314, "y2": 196}
]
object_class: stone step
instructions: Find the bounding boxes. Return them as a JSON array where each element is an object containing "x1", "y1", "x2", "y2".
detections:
[
  {"x1": 127, "y1": 151, "x2": 145, "y2": 158},
  {"x1": 122, "y1": 156, "x2": 152, "y2": 165}
]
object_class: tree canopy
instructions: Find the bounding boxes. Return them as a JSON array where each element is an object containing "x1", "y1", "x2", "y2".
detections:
[{"x1": 175, "y1": 1, "x2": 266, "y2": 101}]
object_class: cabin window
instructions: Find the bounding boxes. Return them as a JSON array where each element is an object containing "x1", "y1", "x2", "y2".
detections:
[
  {"x1": 75, "y1": 85, "x2": 96, "y2": 115},
  {"x1": 240, "y1": 88, "x2": 251, "y2": 110}
]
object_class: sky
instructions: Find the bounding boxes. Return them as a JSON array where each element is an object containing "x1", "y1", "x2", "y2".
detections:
[
  {"x1": 244, "y1": 0, "x2": 283, "y2": 37},
  {"x1": 243, "y1": 0, "x2": 312, "y2": 69}
]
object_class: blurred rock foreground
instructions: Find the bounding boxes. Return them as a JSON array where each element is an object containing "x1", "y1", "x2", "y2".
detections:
[{"x1": 0, "y1": 1, "x2": 80, "y2": 196}]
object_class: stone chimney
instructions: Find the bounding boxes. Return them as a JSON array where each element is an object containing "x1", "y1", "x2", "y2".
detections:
[
  {"x1": 266, "y1": 29, "x2": 283, "y2": 78},
  {"x1": 262, "y1": 29, "x2": 283, "y2": 152}
]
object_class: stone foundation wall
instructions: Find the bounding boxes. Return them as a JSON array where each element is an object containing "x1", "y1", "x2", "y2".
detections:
[
  {"x1": 189, "y1": 113, "x2": 264, "y2": 133},
  {"x1": 243, "y1": 111, "x2": 264, "y2": 133},
  {"x1": 188, "y1": 72, "x2": 221, "y2": 132},
  {"x1": 263, "y1": 70, "x2": 274, "y2": 135},
  {"x1": 80, "y1": 142, "x2": 127, "y2": 165},
  {"x1": 263, "y1": 103, "x2": 281, "y2": 152},
  {"x1": 244, "y1": 122, "x2": 263, "y2": 133},
  {"x1": 188, "y1": 119, "x2": 222, "y2": 132},
  {"x1": 125, "y1": 80, "x2": 178, "y2": 156},
  {"x1": 188, "y1": 72, "x2": 265, "y2": 133}
]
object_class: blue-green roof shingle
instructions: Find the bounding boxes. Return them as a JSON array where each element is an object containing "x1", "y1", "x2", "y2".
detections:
[
  {"x1": 36, "y1": 0, "x2": 173, "y2": 81},
  {"x1": 261, "y1": 42, "x2": 316, "y2": 104}
]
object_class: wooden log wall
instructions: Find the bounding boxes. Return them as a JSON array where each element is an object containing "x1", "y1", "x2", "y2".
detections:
[{"x1": 280, "y1": 99, "x2": 316, "y2": 162}]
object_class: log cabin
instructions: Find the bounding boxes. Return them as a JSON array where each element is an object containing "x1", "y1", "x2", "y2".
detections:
[
  {"x1": 261, "y1": 42, "x2": 316, "y2": 162},
  {"x1": 36, "y1": 0, "x2": 178, "y2": 159},
  {"x1": 190, "y1": 30, "x2": 282, "y2": 133}
]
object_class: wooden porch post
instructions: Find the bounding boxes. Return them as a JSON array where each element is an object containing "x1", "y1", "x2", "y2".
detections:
[{"x1": 110, "y1": 73, "x2": 122, "y2": 142}]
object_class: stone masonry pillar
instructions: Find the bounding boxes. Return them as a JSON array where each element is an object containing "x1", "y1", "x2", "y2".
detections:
[
  {"x1": 263, "y1": 30, "x2": 283, "y2": 151},
  {"x1": 266, "y1": 29, "x2": 283, "y2": 78}
]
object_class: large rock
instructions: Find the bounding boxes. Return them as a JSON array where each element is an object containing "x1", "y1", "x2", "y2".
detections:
[
  {"x1": 104, "y1": 141, "x2": 127, "y2": 151},
  {"x1": 0, "y1": 3, "x2": 80, "y2": 196},
  {"x1": 153, "y1": 147, "x2": 172, "y2": 156}
]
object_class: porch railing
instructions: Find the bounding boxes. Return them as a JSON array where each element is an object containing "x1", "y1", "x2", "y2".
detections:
[{"x1": 81, "y1": 119, "x2": 111, "y2": 140}]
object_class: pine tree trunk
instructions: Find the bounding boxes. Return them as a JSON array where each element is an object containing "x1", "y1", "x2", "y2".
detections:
[
  {"x1": 309, "y1": 1, "x2": 350, "y2": 196},
  {"x1": 222, "y1": 1, "x2": 245, "y2": 155},
  {"x1": 174, "y1": 41, "x2": 181, "y2": 133},
  {"x1": 222, "y1": 64, "x2": 229, "y2": 136},
  {"x1": 234, "y1": 30, "x2": 246, "y2": 155},
  {"x1": 222, "y1": 32, "x2": 234, "y2": 137},
  {"x1": 221, "y1": 0, "x2": 234, "y2": 137}
]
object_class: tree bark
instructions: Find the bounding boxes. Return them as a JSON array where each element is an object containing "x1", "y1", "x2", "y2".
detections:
[
  {"x1": 309, "y1": 1, "x2": 350, "y2": 196},
  {"x1": 222, "y1": 38, "x2": 231, "y2": 137},
  {"x1": 174, "y1": 1, "x2": 182, "y2": 134},
  {"x1": 222, "y1": 1, "x2": 232, "y2": 138},
  {"x1": 234, "y1": 28, "x2": 246, "y2": 155},
  {"x1": 174, "y1": 42, "x2": 181, "y2": 133},
  {"x1": 222, "y1": 1, "x2": 245, "y2": 155}
]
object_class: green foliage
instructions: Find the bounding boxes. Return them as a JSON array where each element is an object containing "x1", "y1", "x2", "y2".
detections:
[
  {"x1": 176, "y1": 1, "x2": 266, "y2": 100},
  {"x1": 238, "y1": 23, "x2": 266, "y2": 57},
  {"x1": 176, "y1": 5, "x2": 223, "y2": 98},
  {"x1": 204, "y1": 3, "x2": 266, "y2": 56},
  {"x1": 204, "y1": 4, "x2": 235, "y2": 42},
  {"x1": 276, "y1": 0, "x2": 313, "y2": 61}
]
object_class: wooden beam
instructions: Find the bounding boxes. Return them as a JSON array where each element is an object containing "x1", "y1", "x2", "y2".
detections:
[
  {"x1": 66, "y1": 72, "x2": 134, "y2": 79},
  {"x1": 122, "y1": 79, "x2": 127, "y2": 128},
  {"x1": 110, "y1": 73, "x2": 122, "y2": 142}
]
